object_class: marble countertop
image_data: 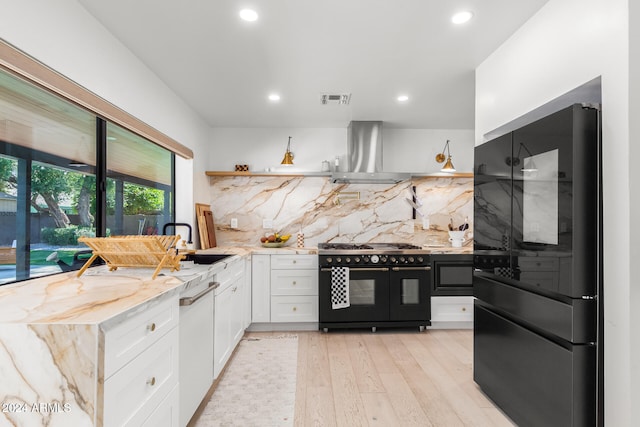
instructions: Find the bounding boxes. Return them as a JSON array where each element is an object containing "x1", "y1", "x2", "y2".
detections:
[
  {"x1": 0, "y1": 269, "x2": 184, "y2": 324},
  {"x1": 0, "y1": 252, "x2": 245, "y2": 325},
  {"x1": 0, "y1": 244, "x2": 470, "y2": 326}
]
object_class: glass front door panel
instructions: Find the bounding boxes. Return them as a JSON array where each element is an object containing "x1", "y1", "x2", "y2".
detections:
[
  {"x1": 349, "y1": 279, "x2": 375, "y2": 305},
  {"x1": 401, "y1": 278, "x2": 420, "y2": 305}
]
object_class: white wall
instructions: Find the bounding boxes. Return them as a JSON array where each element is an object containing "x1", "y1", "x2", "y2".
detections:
[
  {"x1": 628, "y1": 2, "x2": 640, "y2": 425},
  {"x1": 476, "y1": 0, "x2": 633, "y2": 424},
  {"x1": 0, "y1": 0, "x2": 212, "y2": 225},
  {"x1": 209, "y1": 127, "x2": 474, "y2": 173}
]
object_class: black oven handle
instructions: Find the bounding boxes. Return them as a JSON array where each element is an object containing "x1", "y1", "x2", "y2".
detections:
[
  {"x1": 391, "y1": 266, "x2": 432, "y2": 271},
  {"x1": 320, "y1": 267, "x2": 390, "y2": 272}
]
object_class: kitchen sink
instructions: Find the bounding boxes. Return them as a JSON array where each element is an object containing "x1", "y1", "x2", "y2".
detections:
[{"x1": 186, "y1": 254, "x2": 233, "y2": 264}]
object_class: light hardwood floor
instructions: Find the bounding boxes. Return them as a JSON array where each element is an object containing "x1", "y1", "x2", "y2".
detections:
[{"x1": 291, "y1": 329, "x2": 515, "y2": 427}]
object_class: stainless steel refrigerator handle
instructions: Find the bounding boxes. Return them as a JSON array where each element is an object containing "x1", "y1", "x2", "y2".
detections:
[
  {"x1": 321, "y1": 267, "x2": 390, "y2": 272},
  {"x1": 391, "y1": 266, "x2": 432, "y2": 271},
  {"x1": 179, "y1": 281, "x2": 220, "y2": 306}
]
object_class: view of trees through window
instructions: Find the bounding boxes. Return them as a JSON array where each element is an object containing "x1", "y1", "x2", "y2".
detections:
[{"x1": 0, "y1": 69, "x2": 174, "y2": 285}]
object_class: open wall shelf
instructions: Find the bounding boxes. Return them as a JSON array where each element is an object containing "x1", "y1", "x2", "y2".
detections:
[{"x1": 205, "y1": 171, "x2": 473, "y2": 178}]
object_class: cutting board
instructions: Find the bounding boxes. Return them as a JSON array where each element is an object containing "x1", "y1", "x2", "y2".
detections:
[
  {"x1": 197, "y1": 215, "x2": 210, "y2": 249},
  {"x1": 204, "y1": 210, "x2": 217, "y2": 248},
  {"x1": 195, "y1": 203, "x2": 216, "y2": 249}
]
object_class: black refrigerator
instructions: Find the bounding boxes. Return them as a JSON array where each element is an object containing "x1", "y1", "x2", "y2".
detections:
[{"x1": 473, "y1": 104, "x2": 603, "y2": 427}]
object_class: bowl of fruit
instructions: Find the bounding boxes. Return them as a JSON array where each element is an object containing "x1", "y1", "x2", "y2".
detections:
[{"x1": 260, "y1": 233, "x2": 291, "y2": 248}]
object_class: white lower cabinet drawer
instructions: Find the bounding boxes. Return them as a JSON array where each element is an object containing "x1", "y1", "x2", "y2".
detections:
[
  {"x1": 270, "y1": 269, "x2": 318, "y2": 295},
  {"x1": 104, "y1": 326, "x2": 179, "y2": 427},
  {"x1": 103, "y1": 296, "x2": 178, "y2": 378},
  {"x1": 271, "y1": 295, "x2": 318, "y2": 322},
  {"x1": 270, "y1": 254, "x2": 318, "y2": 270},
  {"x1": 142, "y1": 383, "x2": 179, "y2": 427},
  {"x1": 215, "y1": 258, "x2": 244, "y2": 289},
  {"x1": 431, "y1": 296, "x2": 474, "y2": 322}
]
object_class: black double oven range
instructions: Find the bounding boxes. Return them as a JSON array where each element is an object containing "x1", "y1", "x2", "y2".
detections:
[{"x1": 318, "y1": 242, "x2": 431, "y2": 332}]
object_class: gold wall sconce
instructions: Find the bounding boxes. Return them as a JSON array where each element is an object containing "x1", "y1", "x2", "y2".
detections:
[
  {"x1": 435, "y1": 139, "x2": 456, "y2": 172},
  {"x1": 281, "y1": 136, "x2": 294, "y2": 165}
]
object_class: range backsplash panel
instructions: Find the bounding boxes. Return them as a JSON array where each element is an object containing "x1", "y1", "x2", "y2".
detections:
[{"x1": 207, "y1": 176, "x2": 473, "y2": 247}]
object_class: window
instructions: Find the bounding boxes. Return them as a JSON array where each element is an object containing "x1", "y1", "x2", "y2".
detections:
[
  {"x1": 106, "y1": 122, "x2": 174, "y2": 237},
  {"x1": 0, "y1": 68, "x2": 175, "y2": 285}
]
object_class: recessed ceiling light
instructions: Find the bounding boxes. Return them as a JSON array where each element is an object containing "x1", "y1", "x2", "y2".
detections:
[
  {"x1": 239, "y1": 9, "x2": 258, "y2": 22},
  {"x1": 451, "y1": 11, "x2": 473, "y2": 24},
  {"x1": 268, "y1": 94, "x2": 281, "y2": 101},
  {"x1": 397, "y1": 95, "x2": 409, "y2": 102}
]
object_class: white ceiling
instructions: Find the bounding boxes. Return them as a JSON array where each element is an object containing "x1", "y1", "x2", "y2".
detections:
[{"x1": 77, "y1": 0, "x2": 549, "y2": 129}]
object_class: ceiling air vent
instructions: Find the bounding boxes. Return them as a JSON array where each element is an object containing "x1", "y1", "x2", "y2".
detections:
[{"x1": 320, "y1": 93, "x2": 351, "y2": 105}]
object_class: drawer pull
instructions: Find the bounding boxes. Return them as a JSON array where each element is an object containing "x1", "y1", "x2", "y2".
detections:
[
  {"x1": 461, "y1": 307, "x2": 467, "y2": 312},
  {"x1": 292, "y1": 281, "x2": 297, "y2": 285},
  {"x1": 179, "y1": 281, "x2": 219, "y2": 306},
  {"x1": 147, "y1": 377, "x2": 156, "y2": 386},
  {"x1": 292, "y1": 307, "x2": 297, "y2": 312},
  {"x1": 232, "y1": 286, "x2": 238, "y2": 293},
  {"x1": 293, "y1": 260, "x2": 297, "y2": 264},
  {"x1": 147, "y1": 323, "x2": 156, "y2": 332}
]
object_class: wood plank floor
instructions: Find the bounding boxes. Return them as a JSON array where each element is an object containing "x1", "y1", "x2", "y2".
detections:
[{"x1": 290, "y1": 329, "x2": 516, "y2": 427}]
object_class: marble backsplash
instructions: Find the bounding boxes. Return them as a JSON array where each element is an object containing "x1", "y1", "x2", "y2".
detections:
[{"x1": 207, "y1": 176, "x2": 473, "y2": 247}]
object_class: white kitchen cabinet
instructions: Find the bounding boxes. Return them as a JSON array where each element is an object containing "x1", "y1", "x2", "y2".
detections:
[
  {"x1": 142, "y1": 384, "x2": 179, "y2": 427},
  {"x1": 430, "y1": 296, "x2": 474, "y2": 329},
  {"x1": 214, "y1": 256, "x2": 246, "y2": 379},
  {"x1": 103, "y1": 295, "x2": 179, "y2": 379},
  {"x1": 103, "y1": 296, "x2": 180, "y2": 427},
  {"x1": 270, "y1": 254, "x2": 318, "y2": 270},
  {"x1": 243, "y1": 254, "x2": 253, "y2": 329},
  {"x1": 250, "y1": 254, "x2": 319, "y2": 328},
  {"x1": 271, "y1": 295, "x2": 318, "y2": 322},
  {"x1": 270, "y1": 254, "x2": 318, "y2": 323},
  {"x1": 251, "y1": 254, "x2": 271, "y2": 322}
]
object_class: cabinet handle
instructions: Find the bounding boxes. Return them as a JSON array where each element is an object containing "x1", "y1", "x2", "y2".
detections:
[
  {"x1": 462, "y1": 307, "x2": 467, "y2": 312},
  {"x1": 293, "y1": 260, "x2": 297, "y2": 264},
  {"x1": 180, "y1": 281, "x2": 219, "y2": 306},
  {"x1": 147, "y1": 377, "x2": 156, "y2": 386},
  {"x1": 292, "y1": 307, "x2": 297, "y2": 312},
  {"x1": 292, "y1": 281, "x2": 297, "y2": 285},
  {"x1": 147, "y1": 323, "x2": 156, "y2": 332}
]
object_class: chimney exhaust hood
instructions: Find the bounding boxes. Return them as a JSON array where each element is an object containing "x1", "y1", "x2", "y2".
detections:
[{"x1": 331, "y1": 121, "x2": 410, "y2": 184}]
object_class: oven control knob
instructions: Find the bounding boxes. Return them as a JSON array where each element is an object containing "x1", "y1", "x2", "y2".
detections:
[
  {"x1": 345, "y1": 257, "x2": 351, "y2": 263},
  {"x1": 354, "y1": 257, "x2": 361, "y2": 263},
  {"x1": 408, "y1": 257, "x2": 415, "y2": 263},
  {"x1": 380, "y1": 256, "x2": 388, "y2": 263},
  {"x1": 390, "y1": 257, "x2": 396, "y2": 263},
  {"x1": 417, "y1": 256, "x2": 424, "y2": 263},
  {"x1": 326, "y1": 257, "x2": 332, "y2": 264},
  {"x1": 370, "y1": 255, "x2": 379, "y2": 264},
  {"x1": 400, "y1": 257, "x2": 406, "y2": 263},
  {"x1": 336, "y1": 257, "x2": 342, "y2": 263},
  {"x1": 363, "y1": 256, "x2": 370, "y2": 263}
]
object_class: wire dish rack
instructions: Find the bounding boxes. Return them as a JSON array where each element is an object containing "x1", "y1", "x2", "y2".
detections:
[{"x1": 76, "y1": 235, "x2": 184, "y2": 279}]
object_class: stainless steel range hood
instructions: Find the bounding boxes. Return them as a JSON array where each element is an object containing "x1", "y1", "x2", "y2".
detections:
[{"x1": 331, "y1": 121, "x2": 410, "y2": 184}]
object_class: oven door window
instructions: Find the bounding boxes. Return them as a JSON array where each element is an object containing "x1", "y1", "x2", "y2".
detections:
[
  {"x1": 401, "y1": 278, "x2": 420, "y2": 305},
  {"x1": 350, "y1": 279, "x2": 375, "y2": 305}
]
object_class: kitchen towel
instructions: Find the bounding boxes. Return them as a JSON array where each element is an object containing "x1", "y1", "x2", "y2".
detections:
[{"x1": 331, "y1": 266, "x2": 350, "y2": 309}]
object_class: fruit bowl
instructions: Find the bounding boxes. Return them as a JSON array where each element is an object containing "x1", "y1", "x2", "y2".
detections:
[
  {"x1": 261, "y1": 242, "x2": 286, "y2": 248},
  {"x1": 259, "y1": 232, "x2": 291, "y2": 248}
]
